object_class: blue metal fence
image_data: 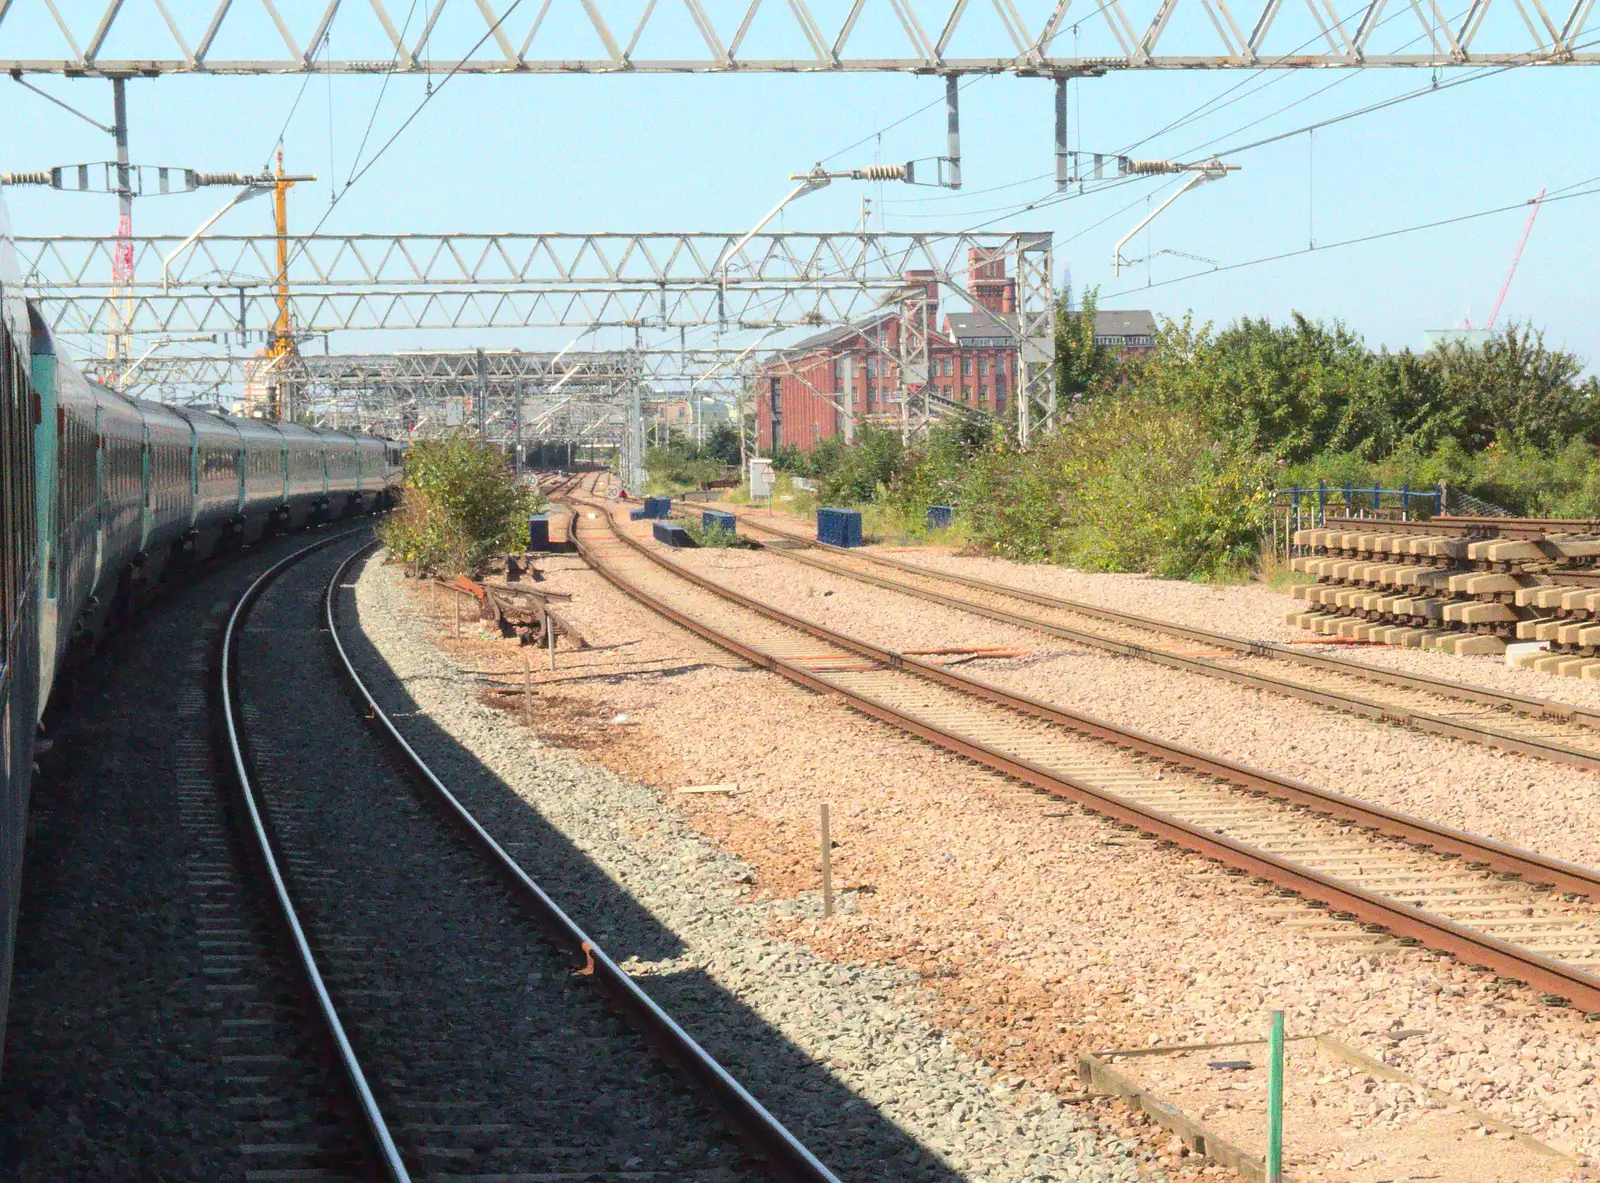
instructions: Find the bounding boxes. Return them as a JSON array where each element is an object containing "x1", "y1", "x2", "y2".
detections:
[{"x1": 1272, "y1": 480, "x2": 1447, "y2": 555}]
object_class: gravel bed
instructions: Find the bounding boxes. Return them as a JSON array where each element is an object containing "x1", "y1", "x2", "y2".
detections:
[
  {"x1": 0, "y1": 528, "x2": 368, "y2": 1181},
  {"x1": 730, "y1": 501, "x2": 1600, "y2": 713},
  {"x1": 407, "y1": 518, "x2": 1598, "y2": 1180},
  {"x1": 247, "y1": 541, "x2": 771, "y2": 1181},
  {"x1": 866, "y1": 539, "x2": 1600, "y2": 714},
  {"x1": 656, "y1": 536, "x2": 1600, "y2": 875},
  {"x1": 350, "y1": 550, "x2": 1151, "y2": 1183}
]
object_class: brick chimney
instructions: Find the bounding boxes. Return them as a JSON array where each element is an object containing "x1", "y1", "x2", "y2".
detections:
[{"x1": 968, "y1": 248, "x2": 1014, "y2": 314}]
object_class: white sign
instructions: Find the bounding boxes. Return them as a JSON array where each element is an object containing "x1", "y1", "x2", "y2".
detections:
[{"x1": 748, "y1": 457, "x2": 774, "y2": 498}]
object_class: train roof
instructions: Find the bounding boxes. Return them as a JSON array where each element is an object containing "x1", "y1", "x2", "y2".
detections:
[{"x1": 0, "y1": 189, "x2": 28, "y2": 356}]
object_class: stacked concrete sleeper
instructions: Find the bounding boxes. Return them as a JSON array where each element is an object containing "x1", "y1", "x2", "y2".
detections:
[{"x1": 1287, "y1": 521, "x2": 1600, "y2": 678}]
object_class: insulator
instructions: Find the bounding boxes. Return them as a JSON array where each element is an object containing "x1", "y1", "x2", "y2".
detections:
[
  {"x1": 192, "y1": 172, "x2": 256, "y2": 186},
  {"x1": 855, "y1": 164, "x2": 908, "y2": 181},
  {"x1": 1, "y1": 171, "x2": 51, "y2": 186},
  {"x1": 1124, "y1": 159, "x2": 1180, "y2": 175}
]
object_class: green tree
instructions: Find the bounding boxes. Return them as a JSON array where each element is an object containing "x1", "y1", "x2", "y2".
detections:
[{"x1": 1055, "y1": 286, "x2": 1116, "y2": 403}]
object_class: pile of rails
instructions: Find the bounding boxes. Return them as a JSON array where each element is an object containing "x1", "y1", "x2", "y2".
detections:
[{"x1": 1286, "y1": 516, "x2": 1600, "y2": 678}]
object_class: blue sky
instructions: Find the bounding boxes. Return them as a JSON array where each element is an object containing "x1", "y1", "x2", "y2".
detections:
[{"x1": 3, "y1": 5, "x2": 1597, "y2": 367}]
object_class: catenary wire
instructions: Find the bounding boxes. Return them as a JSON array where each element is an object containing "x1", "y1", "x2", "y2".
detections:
[{"x1": 1096, "y1": 175, "x2": 1600, "y2": 298}]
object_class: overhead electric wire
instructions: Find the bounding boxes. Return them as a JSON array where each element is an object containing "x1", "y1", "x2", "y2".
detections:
[
  {"x1": 283, "y1": 0, "x2": 527, "y2": 273},
  {"x1": 1098, "y1": 175, "x2": 1600, "y2": 298},
  {"x1": 343, "y1": 0, "x2": 424, "y2": 199}
]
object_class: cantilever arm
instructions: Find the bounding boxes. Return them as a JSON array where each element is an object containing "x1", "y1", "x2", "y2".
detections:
[{"x1": 1113, "y1": 168, "x2": 1229, "y2": 276}]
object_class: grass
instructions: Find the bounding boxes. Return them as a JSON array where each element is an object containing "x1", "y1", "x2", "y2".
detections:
[{"x1": 1253, "y1": 544, "x2": 1315, "y2": 591}]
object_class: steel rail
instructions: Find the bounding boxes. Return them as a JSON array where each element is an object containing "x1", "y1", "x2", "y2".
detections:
[
  {"x1": 569, "y1": 495, "x2": 1600, "y2": 1013},
  {"x1": 323, "y1": 544, "x2": 843, "y2": 1183},
  {"x1": 714, "y1": 507, "x2": 1600, "y2": 769},
  {"x1": 219, "y1": 528, "x2": 412, "y2": 1183}
]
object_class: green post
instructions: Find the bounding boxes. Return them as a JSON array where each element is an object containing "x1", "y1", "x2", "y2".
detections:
[{"x1": 1267, "y1": 1009, "x2": 1285, "y2": 1183}]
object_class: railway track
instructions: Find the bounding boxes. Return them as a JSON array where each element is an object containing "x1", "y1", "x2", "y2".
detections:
[
  {"x1": 703, "y1": 505, "x2": 1600, "y2": 773},
  {"x1": 567, "y1": 491, "x2": 1600, "y2": 1015},
  {"x1": 220, "y1": 529, "x2": 840, "y2": 1182}
]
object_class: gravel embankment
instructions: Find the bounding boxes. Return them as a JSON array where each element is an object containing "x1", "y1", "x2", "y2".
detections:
[
  {"x1": 654, "y1": 536, "x2": 1600, "y2": 873},
  {"x1": 383, "y1": 518, "x2": 1597, "y2": 1181},
  {"x1": 735, "y1": 502, "x2": 1600, "y2": 712},
  {"x1": 351, "y1": 550, "x2": 1155, "y2": 1183}
]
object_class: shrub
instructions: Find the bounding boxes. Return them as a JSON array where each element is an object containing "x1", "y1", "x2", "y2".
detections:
[
  {"x1": 380, "y1": 436, "x2": 543, "y2": 577},
  {"x1": 963, "y1": 399, "x2": 1273, "y2": 580}
]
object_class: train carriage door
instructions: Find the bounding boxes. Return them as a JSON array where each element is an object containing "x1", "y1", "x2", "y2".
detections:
[
  {"x1": 140, "y1": 421, "x2": 152, "y2": 548},
  {"x1": 280, "y1": 439, "x2": 289, "y2": 507},
  {"x1": 188, "y1": 420, "x2": 200, "y2": 527},
  {"x1": 236, "y1": 440, "x2": 246, "y2": 515},
  {"x1": 92, "y1": 404, "x2": 105, "y2": 582}
]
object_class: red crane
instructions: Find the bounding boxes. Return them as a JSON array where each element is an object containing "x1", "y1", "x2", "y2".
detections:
[{"x1": 1483, "y1": 188, "x2": 1546, "y2": 331}]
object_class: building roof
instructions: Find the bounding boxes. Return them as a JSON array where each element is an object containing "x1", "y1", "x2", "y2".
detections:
[
  {"x1": 944, "y1": 311, "x2": 1019, "y2": 340},
  {"x1": 767, "y1": 311, "x2": 894, "y2": 361},
  {"x1": 1093, "y1": 309, "x2": 1157, "y2": 339}
]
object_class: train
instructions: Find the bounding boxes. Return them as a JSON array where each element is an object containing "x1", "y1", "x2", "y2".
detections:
[{"x1": 0, "y1": 193, "x2": 403, "y2": 1061}]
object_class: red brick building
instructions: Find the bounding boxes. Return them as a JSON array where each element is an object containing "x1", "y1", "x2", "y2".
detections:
[{"x1": 756, "y1": 252, "x2": 1154, "y2": 453}]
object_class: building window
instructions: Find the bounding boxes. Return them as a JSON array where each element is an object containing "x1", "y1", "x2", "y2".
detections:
[
  {"x1": 978, "y1": 357, "x2": 988, "y2": 377},
  {"x1": 867, "y1": 358, "x2": 877, "y2": 377},
  {"x1": 941, "y1": 357, "x2": 952, "y2": 377},
  {"x1": 962, "y1": 357, "x2": 973, "y2": 376},
  {"x1": 832, "y1": 357, "x2": 843, "y2": 382}
]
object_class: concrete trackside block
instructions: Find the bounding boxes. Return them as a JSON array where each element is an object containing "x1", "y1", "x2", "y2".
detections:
[
  {"x1": 701, "y1": 510, "x2": 737, "y2": 535},
  {"x1": 926, "y1": 504, "x2": 954, "y2": 530},
  {"x1": 527, "y1": 515, "x2": 551, "y2": 551},
  {"x1": 817, "y1": 507, "x2": 863, "y2": 547},
  {"x1": 1582, "y1": 662, "x2": 1600, "y2": 682},
  {"x1": 1555, "y1": 657, "x2": 1595, "y2": 678},
  {"x1": 1505, "y1": 641, "x2": 1546, "y2": 669},
  {"x1": 642, "y1": 496, "x2": 672, "y2": 519},
  {"x1": 652, "y1": 521, "x2": 695, "y2": 548}
]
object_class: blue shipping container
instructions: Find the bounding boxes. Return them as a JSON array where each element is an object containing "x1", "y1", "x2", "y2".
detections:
[{"x1": 702, "y1": 510, "x2": 737, "y2": 534}]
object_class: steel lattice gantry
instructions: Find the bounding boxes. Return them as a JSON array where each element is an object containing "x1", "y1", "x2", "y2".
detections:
[
  {"x1": 0, "y1": 0, "x2": 1594, "y2": 71},
  {"x1": 35, "y1": 228, "x2": 1057, "y2": 441},
  {"x1": 21, "y1": 230, "x2": 1046, "y2": 336}
]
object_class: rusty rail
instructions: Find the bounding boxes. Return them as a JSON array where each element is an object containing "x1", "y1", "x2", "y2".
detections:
[
  {"x1": 568, "y1": 492, "x2": 1600, "y2": 1015},
  {"x1": 716, "y1": 506, "x2": 1600, "y2": 772}
]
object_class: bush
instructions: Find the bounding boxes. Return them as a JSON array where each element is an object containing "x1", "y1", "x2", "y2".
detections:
[
  {"x1": 380, "y1": 436, "x2": 543, "y2": 576},
  {"x1": 963, "y1": 398, "x2": 1272, "y2": 580}
]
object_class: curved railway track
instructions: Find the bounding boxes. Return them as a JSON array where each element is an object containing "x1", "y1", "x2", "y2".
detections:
[
  {"x1": 219, "y1": 527, "x2": 841, "y2": 1183},
  {"x1": 565, "y1": 489, "x2": 1600, "y2": 1016},
  {"x1": 706, "y1": 505, "x2": 1600, "y2": 773}
]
